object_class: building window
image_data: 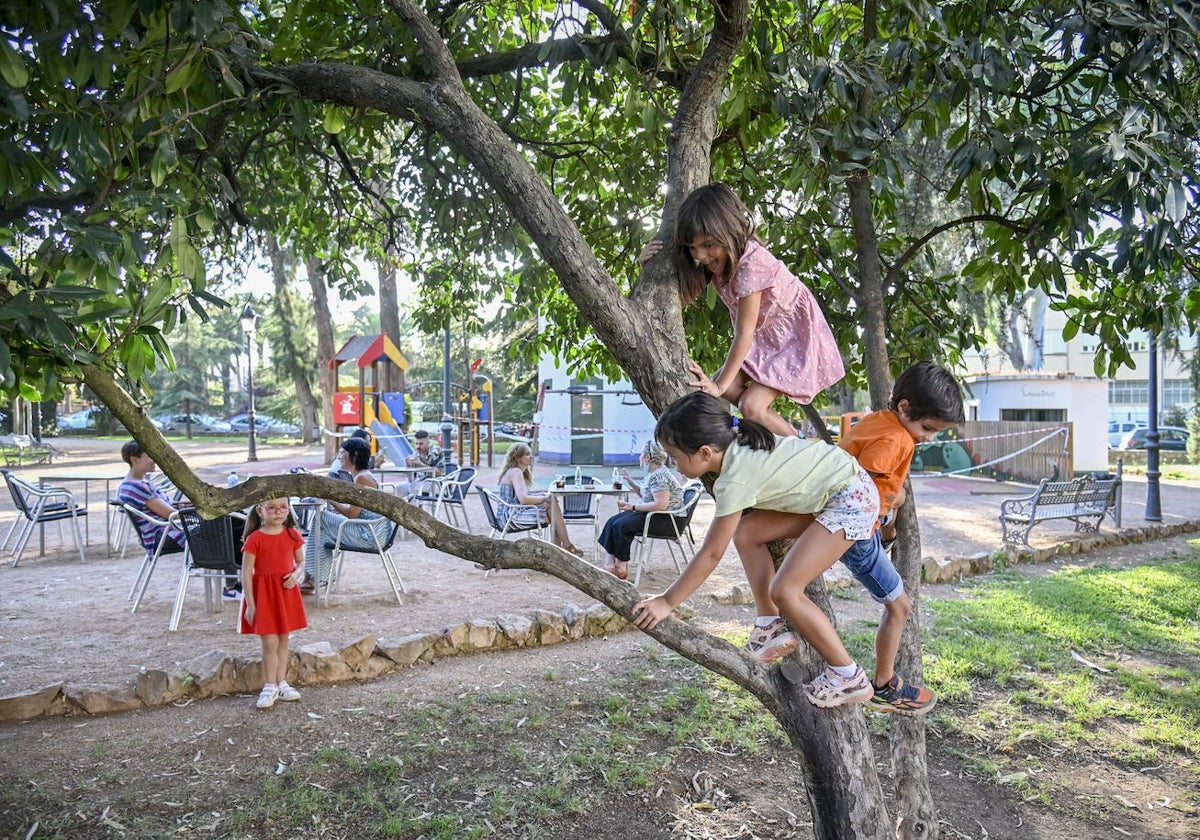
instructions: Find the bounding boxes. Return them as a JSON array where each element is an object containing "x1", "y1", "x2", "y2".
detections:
[
  {"x1": 1109, "y1": 380, "x2": 1149, "y2": 404},
  {"x1": 1000, "y1": 408, "x2": 1067, "y2": 422},
  {"x1": 1163, "y1": 379, "x2": 1195, "y2": 407}
]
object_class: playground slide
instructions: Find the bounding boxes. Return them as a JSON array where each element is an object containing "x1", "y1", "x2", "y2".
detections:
[{"x1": 371, "y1": 420, "x2": 414, "y2": 465}]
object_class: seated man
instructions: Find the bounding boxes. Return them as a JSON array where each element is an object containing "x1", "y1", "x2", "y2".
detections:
[
  {"x1": 117, "y1": 440, "x2": 241, "y2": 600},
  {"x1": 402, "y1": 429, "x2": 448, "y2": 497}
]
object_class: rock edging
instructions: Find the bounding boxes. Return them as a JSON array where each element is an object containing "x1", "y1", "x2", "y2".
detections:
[{"x1": 0, "y1": 601, "x2": 637, "y2": 722}]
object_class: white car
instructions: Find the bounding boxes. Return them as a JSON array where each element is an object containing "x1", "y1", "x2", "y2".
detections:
[{"x1": 1107, "y1": 421, "x2": 1145, "y2": 448}]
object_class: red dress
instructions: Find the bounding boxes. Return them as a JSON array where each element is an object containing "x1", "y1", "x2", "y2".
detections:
[{"x1": 240, "y1": 527, "x2": 308, "y2": 635}]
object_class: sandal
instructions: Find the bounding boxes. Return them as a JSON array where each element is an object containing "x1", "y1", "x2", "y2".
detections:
[
  {"x1": 565, "y1": 544, "x2": 583, "y2": 557},
  {"x1": 613, "y1": 562, "x2": 628, "y2": 580}
]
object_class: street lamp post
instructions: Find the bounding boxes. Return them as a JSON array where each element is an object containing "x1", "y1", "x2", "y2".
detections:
[{"x1": 240, "y1": 304, "x2": 259, "y2": 463}]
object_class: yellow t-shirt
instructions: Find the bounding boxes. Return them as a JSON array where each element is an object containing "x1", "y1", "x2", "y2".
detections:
[{"x1": 712, "y1": 436, "x2": 859, "y2": 518}]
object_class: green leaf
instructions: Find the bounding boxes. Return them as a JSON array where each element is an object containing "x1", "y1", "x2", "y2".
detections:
[
  {"x1": 323, "y1": 106, "x2": 346, "y2": 134},
  {"x1": 0, "y1": 40, "x2": 29, "y2": 88}
]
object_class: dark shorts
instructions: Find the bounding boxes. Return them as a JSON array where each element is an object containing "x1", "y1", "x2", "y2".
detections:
[{"x1": 840, "y1": 529, "x2": 904, "y2": 603}]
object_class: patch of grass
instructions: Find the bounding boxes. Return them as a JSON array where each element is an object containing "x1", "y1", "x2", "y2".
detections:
[{"x1": 926, "y1": 550, "x2": 1200, "y2": 773}]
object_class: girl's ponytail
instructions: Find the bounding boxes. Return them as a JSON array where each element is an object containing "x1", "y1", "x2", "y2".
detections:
[
  {"x1": 731, "y1": 414, "x2": 776, "y2": 452},
  {"x1": 656, "y1": 392, "x2": 776, "y2": 454}
]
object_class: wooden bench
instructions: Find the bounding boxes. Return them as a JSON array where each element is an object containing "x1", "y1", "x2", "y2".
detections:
[{"x1": 999, "y1": 474, "x2": 1122, "y2": 547}]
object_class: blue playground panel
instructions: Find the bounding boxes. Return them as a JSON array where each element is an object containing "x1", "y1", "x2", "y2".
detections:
[{"x1": 381, "y1": 392, "x2": 406, "y2": 426}]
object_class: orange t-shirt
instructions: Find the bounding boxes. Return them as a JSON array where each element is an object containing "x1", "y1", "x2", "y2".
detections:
[{"x1": 838, "y1": 410, "x2": 914, "y2": 517}]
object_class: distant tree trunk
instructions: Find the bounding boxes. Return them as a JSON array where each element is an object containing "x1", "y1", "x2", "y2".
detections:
[
  {"x1": 306, "y1": 256, "x2": 338, "y2": 462},
  {"x1": 267, "y1": 236, "x2": 321, "y2": 444},
  {"x1": 377, "y1": 255, "x2": 401, "y2": 348}
]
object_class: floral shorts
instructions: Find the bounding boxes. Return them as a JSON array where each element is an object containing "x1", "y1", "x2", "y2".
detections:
[{"x1": 814, "y1": 466, "x2": 880, "y2": 542}]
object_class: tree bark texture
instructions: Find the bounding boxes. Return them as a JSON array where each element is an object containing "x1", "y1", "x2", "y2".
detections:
[{"x1": 306, "y1": 256, "x2": 339, "y2": 461}]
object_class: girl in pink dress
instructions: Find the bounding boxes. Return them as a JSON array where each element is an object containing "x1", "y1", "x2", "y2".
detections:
[
  {"x1": 240, "y1": 498, "x2": 308, "y2": 710},
  {"x1": 639, "y1": 183, "x2": 844, "y2": 436}
]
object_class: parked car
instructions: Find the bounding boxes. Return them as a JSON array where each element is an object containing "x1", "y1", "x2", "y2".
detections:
[
  {"x1": 56, "y1": 408, "x2": 160, "y2": 432},
  {"x1": 153, "y1": 413, "x2": 233, "y2": 433},
  {"x1": 1116, "y1": 425, "x2": 1190, "y2": 451},
  {"x1": 226, "y1": 413, "x2": 301, "y2": 435},
  {"x1": 1108, "y1": 420, "x2": 1146, "y2": 448}
]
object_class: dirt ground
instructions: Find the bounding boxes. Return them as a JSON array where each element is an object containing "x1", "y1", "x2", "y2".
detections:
[{"x1": 1, "y1": 439, "x2": 1198, "y2": 838}]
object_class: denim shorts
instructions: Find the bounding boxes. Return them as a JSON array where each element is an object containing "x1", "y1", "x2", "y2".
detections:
[{"x1": 840, "y1": 529, "x2": 905, "y2": 604}]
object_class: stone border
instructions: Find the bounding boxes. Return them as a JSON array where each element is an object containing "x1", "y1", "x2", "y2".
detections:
[
  {"x1": 0, "y1": 602, "x2": 637, "y2": 722},
  {"x1": 4, "y1": 520, "x2": 1196, "y2": 722}
]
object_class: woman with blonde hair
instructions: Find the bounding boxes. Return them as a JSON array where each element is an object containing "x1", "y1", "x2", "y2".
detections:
[
  {"x1": 597, "y1": 440, "x2": 685, "y2": 579},
  {"x1": 496, "y1": 443, "x2": 580, "y2": 554}
]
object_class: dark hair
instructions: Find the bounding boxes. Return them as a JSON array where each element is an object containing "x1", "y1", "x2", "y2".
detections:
[
  {"x1": 349, "y1": 428, "x2": 370, "y2": 441},
  {"x1": 890, "y1": 362, "x2": 966, "y2": 424},
  {"x1": 655, "y1": 392, "x2": 776, "y2": 455},
  {"x1": 673, "y1": 183, "x2": 760, "y2": 305},
  {"x1": 120, "y1": 440, "x2": 145, "y2": 464},
  {"x1": 413, "y1": 429, "x2": 430, "y2": 440},
  {"x1": 341, "y1": 437, "x2": 372, "y2": 470},
  {"x1": 242, "y1": 498, "x2": 299, "y2": 538}
]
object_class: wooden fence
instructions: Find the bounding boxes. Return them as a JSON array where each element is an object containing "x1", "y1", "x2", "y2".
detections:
[{"x1": 913, "y1": 421, "x2": 1074, "y2": 486}]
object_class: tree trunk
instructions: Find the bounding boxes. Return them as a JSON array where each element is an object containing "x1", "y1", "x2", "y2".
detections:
[
  {"x1": 847, "y1": 137, "x2": 938, "y2": 839},
  {"x1": 306, "y1": 256, "x2": 339, "y2": 462},
  {"x1": 268, "y1": 237, "x2": 321, "y2": 444},
  {"x1": 377, "y1": 254, "x2": 401, "y2": 350}
]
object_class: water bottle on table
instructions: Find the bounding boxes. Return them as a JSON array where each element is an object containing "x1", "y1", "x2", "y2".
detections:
[{"x1": 573, "y1": 466, "x2": 582, "y2": 487}]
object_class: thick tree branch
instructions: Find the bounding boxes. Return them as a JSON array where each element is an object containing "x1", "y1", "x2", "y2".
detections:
[{"x1": 885, "y1": 213, "x2": 1033, "y2": 285}]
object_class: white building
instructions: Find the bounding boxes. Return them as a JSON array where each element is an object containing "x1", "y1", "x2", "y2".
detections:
[
  {"x1": 535, "y1": 357, "x2": 655, "y2": 468},
  {"x1": 961, "y1": 303, "x2": 1196, "y2": 427},
  {"x1": 963, "y1": 372, "x2": 1109, "y2": 473}
]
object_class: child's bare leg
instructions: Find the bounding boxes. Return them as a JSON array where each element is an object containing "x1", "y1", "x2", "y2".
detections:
[
  {"x1": 261, "y1": 634, "x2": 282, "y2": 685},
  {"x1": 768, "y1": 525, "x2": 856, "y2": 666},
  {"x1": 276, "y1": 634, "x2": 291, "y2": 686},
  {"x1": 873, "y1": 593, "x2": 912, "y2": 687},
  {"x1": 737, "y1": 382, "x2": 798, "y2": 437},
  {"x1": 733, "y1": 510, "x2": 809, "y2": 617}
]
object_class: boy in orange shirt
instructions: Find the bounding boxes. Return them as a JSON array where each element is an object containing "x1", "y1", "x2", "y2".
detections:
[{"x1": 836, "y1": 361, "x2": 964, "y2": 714}]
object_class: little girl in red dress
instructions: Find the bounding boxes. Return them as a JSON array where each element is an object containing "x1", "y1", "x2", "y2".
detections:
[{"x1": 240, "y1": 498, "x2": 308, "y2": 710}]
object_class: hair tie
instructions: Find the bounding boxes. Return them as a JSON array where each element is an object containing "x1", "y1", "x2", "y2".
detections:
[{"x1": 730, "y1": 416, "x2": 740, "y2": 430}]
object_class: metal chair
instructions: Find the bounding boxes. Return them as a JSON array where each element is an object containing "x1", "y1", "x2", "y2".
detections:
[
  {"x1": 124, "y1": 504, "x2": 185, "y2": 612},
  {"x1": 325, "y1": 517, "x2": 405, "y2": 606},
  {"x1": 476, "y1": 487, "x2": 545, "y2": 540},
  {"x1": 172, "y1": 509, "x2": 241, "y2": 631},
  {"x1": 629, "y1": 486, "x2": 702, "y2": 586},
  {"x1": 1, "y1": 469, "x2": 87, "y2": 566},
  {"x1": 559, "y1": 475, "x2": 600, "y2": 559},
  {"x1": 409, "y1": 467, "x2": 477, "y2": 532}
]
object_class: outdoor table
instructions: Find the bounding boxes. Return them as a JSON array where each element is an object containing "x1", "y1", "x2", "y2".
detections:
[{"x1": 38, "y1": 472, "x2": 123, "y2": 555}]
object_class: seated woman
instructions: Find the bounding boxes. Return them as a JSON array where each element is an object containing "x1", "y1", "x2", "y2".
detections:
[
  {"x1": 116, "y1": 440, "x2": 241, "y2": 599},
  {"x1": 303, "y1": 437, "x2": 391, "y2": 591},
  {"x1": 496, "y1": 443, "x2": 580, "y2": 555},
  {"x1": 598, "y1": 440, "x2": 684, "y2": 580}
]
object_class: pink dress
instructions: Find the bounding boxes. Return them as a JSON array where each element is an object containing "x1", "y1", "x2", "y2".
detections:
[{"x1": 713, "y1": 240, "x2": 845, "y2": 404}]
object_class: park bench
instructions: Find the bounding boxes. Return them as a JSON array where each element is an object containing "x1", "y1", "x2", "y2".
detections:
[
  {"x1": 999, "y1": 473, "x2": 1122, "y2": 547},
  {"x1": 0, "y1": 434, "x2": 55, "y2": 467}
]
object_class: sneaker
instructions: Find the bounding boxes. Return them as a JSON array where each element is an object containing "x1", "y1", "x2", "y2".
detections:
[
  {"x1": 804, "y1": 666, "x2": 875, "y2": 709},
  {"x1": 275, "y1": 682, "x2": 301, "y2": 702},
  {"x1": 222, "y1": 587, "x2": 243, "y2": 601},
  {"x1": 744, "y1": 618, "x2": 799, "y2": 663},
  {"x1": 868, "y1": 674, "x2": 937, "y2": 716},
  {"x1": 255, "y1": 685, "x2": 278, "y2": 710}
]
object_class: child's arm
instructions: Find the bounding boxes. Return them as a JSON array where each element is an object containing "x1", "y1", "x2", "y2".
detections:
[
  {"x1": 691, "y1": 291, "x2": 761, "y2": 396},
  {"x1": 283, "y1": 542, "x2": 305, "y2": 589},
  {"x1": 241, "y1": 551, "x2": 257, "y2": 623},
  {"x1": 631, "y1": 511, "x2": 741, "y2": 629}
]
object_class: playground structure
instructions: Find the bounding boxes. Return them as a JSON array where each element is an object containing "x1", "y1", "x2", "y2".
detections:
[
  {"x1": 328, "y1": 334, "x2": 413, "y2": 466},
  {"x1": 406, "y1": 373, "x2": 497, "y2": 467}
]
